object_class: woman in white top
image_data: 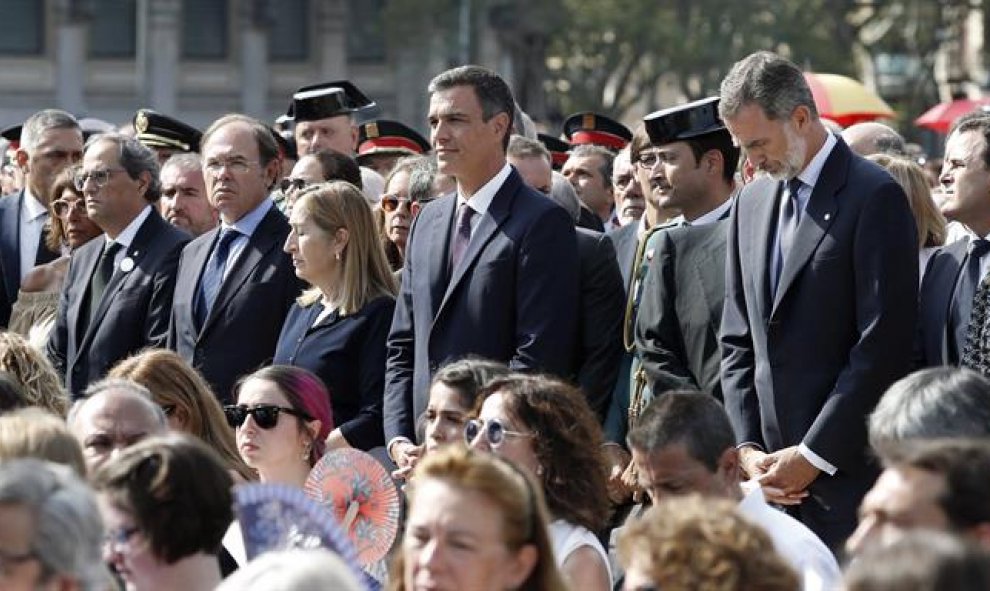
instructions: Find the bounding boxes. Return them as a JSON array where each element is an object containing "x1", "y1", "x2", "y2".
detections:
[{"x1": 468, "y1": 374, "x2": 612, "y2": 591}]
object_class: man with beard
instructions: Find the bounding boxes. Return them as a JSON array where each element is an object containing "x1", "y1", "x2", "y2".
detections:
[
  {"x1": 159, "y1": 153, "x2": 218, "y2": 237},
  {"x1": 718, "y1": 51, "x2": 917, "y2": 550}
]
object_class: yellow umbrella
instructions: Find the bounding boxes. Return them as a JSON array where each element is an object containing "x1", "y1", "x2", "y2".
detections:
[{"x1": 803, "y1": 72, "x2": 895, "y2": 128}]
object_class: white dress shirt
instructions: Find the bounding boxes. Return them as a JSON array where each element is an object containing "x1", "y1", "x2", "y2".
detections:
[{"x1": 18, "y1": 189, "x2": 48, "y2": 280}]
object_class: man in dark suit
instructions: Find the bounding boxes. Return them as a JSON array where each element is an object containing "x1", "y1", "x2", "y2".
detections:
[
  {"x1": 507, "y1": 134, "x2": 625, "y2": 418},
  {"x1": 385, "y1": 66, "x2": 580, "y2": 467},
  {"x1": 168, "y1": 114, "x2": 302, "y2": 404},
  {"x1": 0, "y1": 110, "x2": 83, "y2": 327},
  {"x1": 47, "y1": 134, "x2": 189, "y2": 397},
  {"x1": 921, "y1": 115, "x2": 990, "y2": 368},
  {"x1": 718, "y1": 51, "x2": 917, "y2": 550},
  {"x1": 635, "y1": 97, "x2": 738, "y2": 402}
]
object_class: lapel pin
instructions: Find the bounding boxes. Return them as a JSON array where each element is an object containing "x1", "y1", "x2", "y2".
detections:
[
  {"x1": 119, "y1": 257, "x2": 135, "y2": 273},
  {"x1": 824, "y1": 213, "x2": 831, "y2": 221}
]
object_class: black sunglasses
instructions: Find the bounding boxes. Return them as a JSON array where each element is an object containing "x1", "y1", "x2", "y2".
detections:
[
  {"x1": 279, "y1": 177, "x2": 309, "y2": 193},
  {"x1": 223, "y1": 404, "x2": 312, "y2": 429}
]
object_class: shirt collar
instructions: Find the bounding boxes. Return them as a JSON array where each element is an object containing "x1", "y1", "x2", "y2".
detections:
[
  {"x1": 457, "y1": 162, "x2": 512, "y2": 216},
  {"x1": 21, "y1": 189, "x2": 47, "y2": 222},
  {"x1": 222, "y1": 198, "x2": 274, "y2": 238},
  {"x1": 794, "y1": 131, "x2": 837, "y2": 191},
  {"x1": 691, "y1": 197, "x2": 734, "y2": 226},
  {"x1": 108, "y1": 205, "x2": 152, "y2": 249}
]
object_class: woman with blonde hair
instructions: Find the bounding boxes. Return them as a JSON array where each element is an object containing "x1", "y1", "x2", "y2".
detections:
[
  {"x1": 618, "y1": 495, "x2": 799, "y2": 591},
  {"x1": 869, "y1": 154, "x2": 947, "y2": 280},
  {"x1": 275, "y1": 180, "x2": 397, "y2": 451},
  {"x1": 0, "y1": 330, "x2": 68, "y2": 416},
  {"x1": 109, "y1": 348, "x2": 254, "y2": 482},
  {"x1": 391, "y1": 445, "x2": 567, "y2": 591},
  {"x1": 0, "y1": 406, "x2": 86, "y2": 476}
]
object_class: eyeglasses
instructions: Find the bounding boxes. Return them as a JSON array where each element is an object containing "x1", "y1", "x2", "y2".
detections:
[
  {"x1": 73, "y1": 168, "x2": 126, "y2": 191},
  {"x1": 204, "y1": 158, "x2": 255, "y2": 175},
  {"x1": 279, "y1": 177, "x2": 309, "y2": 193},
  {"x1": 103, "y1": 526, "x2": 140, "y2": 551},
  {"x1": 635, "y1": 150, "x2": 665, "y2": 169},
  {"x1": 224, "y1": 404, "x2": 312, "y2": 429},
  {"x1": 464, "y1": 418, "x2": 534, "y2": 448},
  {"x1": 380, "y1": 194, "x2": 414, "y2": 213},
  {"x1": 51, "y1": 198, "x2": 87, "y2": 217}
]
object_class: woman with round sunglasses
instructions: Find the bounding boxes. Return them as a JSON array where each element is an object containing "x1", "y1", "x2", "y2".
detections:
[
  {"x1": 280, "y1": 150, "x2": 362, "y2": 216},
  {"x1": 8, "y1": 166, "x2": 102, "y2": 345},
  {"x1": 275, "y1": 181, "x2": 397, "y2": 452},
  {"x1": 227, "y1": 365, "x2": 333, "y2": 486},
  {"x1": 468, "y1": 374, "x2": 612, "y2": 591},
  {"x1": 93, "y1": 433, "x2": 234, "y2": 591},
  {"x1": 109, "y1": 349, "x2": 254, "y2": 482}
]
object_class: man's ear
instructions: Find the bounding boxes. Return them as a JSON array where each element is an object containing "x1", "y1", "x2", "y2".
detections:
[
  {"x1": 491, "y1": 112, "x2": 510, "y2": 146},
  {"x1": 968, "y1": 522, "x2": 990, "y2": 549},
  {"x1": 791, "y1": 104, "x2": 812, "y2": 131},
  {"x1": 717, "y1": 446, "x2": 742, "y2": 486}
]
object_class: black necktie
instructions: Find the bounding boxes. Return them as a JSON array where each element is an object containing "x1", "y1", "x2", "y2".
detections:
[
  {"x1": 195, "y1": 228, "x2": 240, "y2": 329},
  {"x1": 35, "y1": 220, "x2": 59, "y2": 265},
  {"x1": 773, "y1": 178, "x2": 804, "y2": 295},
  {"x1": 87, "y1": 241, "x2": 122, "y2": 323},
  {"x1": 952, "y1": 239, "x2": 990, "y2": 360},
  {"x1": 449, "y1": 204, "x2": 476, "y2": 273}
]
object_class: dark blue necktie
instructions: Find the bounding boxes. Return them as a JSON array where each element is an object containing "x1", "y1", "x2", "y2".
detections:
[
  {"x1": 773, "y1": 178, "x2": 804, "y2": 295},
  {"x1": 195, "y1": 228, "x2": 240, "y2": 329},
  {"x1": 952, "y1": 238, "x2": 990, "y2": 360}
]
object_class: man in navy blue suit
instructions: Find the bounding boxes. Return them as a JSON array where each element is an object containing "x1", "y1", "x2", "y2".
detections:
[
  {"x1": 718, "y1": 51, "x2": 918, "y2": 551},
  {"x1": 0, "y1": 110, "x2": 83, "y2": 327},
  {"x1": 384, "y1": 66, "x2": 580, "y2": 467}
]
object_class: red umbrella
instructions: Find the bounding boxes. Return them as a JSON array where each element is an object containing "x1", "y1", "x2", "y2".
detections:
[{"x1": 915, "y1": 98, "x2": 990, "y2": 134}]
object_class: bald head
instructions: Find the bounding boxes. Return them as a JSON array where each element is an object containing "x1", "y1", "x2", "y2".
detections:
[
  {"x1": 68, "y1": 379, "x2": 167, "y2": 472},
  {"x1": 842, "y1": 122, "x2": 906, "y2": 157}
]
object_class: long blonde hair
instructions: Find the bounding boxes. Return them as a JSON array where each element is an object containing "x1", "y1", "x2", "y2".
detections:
[
  {"x1": 0, "y1": 331, "x2": 68, "y2": 416},
  {"x1": 293, "y1": 181, "x2": 398, "y2": 313},
  {"x1": 870, "y1": 154, "x2": 947, "y2": 249},
  {"x1": 108, "y1": 349, "x2": 254, "y2": 482}
]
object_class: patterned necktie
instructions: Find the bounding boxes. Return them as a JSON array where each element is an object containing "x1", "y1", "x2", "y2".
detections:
[
  {"x1": 195, "y1": 228, "x2": 240, "y2": 329},
  {"x1": 773, "y1": 178, "x2": 804, "y2": 295},
  {"x1": 449, "y1": 203, "x2": 476, "y2": 272},
  {"x1": 952, "y1": 239, "x2": 990, "y2": 361},
  {"x1": 87, "y1": 241, "x2": 122, "y2": 322}
]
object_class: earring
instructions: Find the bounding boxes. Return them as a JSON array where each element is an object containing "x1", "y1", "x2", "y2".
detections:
[
  {"x1": 301, "y1": 444, "x2": 311, "y2": 461},
  {"x1": 334, "y1": 251, "x2": 341, "y2": 261}
]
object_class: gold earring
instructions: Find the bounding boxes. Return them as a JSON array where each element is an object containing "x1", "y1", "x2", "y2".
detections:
[
  {"x1": 301, "y1": 444, "x2": 311, "y2": 461},
  {"x1": 334, "y1": 250, "x2": 341, "y2": 261}
]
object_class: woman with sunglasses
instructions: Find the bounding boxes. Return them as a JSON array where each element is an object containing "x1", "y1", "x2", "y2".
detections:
[
  {"x1": 392, "y1": 444, "x2": 567, "y2": 591},
  {"x1": 468, "y1": 374, "x2": 612, "y2": 591},
  {"x1": 109, "y1": 349, "x2": 254, "y2": 482},
  {"x1": 275, "y1": 181, "x2": 397, "y2": 452},
  {"x1": 8, "y1": 166, "x2": 102, "y2": 345},
  {"x1": 227, "y1": 365, "x2": 333, "y2": 486},
  {"x1": 279, "y1": 150, "x2": 362, "y2": 216},
  {"x1": 92, "y1": 433, "x2": 234, "y2": 591},
  {"x1": 378, "y1": 156, "x2": 437, "y2": 271}
]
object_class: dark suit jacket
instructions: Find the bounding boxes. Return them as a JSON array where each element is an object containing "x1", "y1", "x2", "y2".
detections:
[
  {"x1": 917, "y1": 238, "x2": 968, "y2": 367},
  {"x1": 274, "y1": 295, "x2": 395, "y2": 451},
  {"x1": 608, "y1": 222, "x2": 639, "y2": 293},
  {"x1": 384, "y1": 167, "x2": 580, "y2": 442},
  {"x1": 720, "y1": 138, "x2": 917, "y2": 547},
  {"x1": 575, "y1": 228, "x2": 625, "y2": 418},
  {"x1": 636, "y1": 219, "x2": 728, "y2": 401},
  {"x1": 47, "y1": 209, "x2": 189, "y2": 396},
  {"x1": 168, "y1": 205, "x2": 303, "y2": 404}
]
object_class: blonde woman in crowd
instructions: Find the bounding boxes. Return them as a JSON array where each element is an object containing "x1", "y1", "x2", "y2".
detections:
[
  {"x1": 0, "y1": 406, "x2": 86, "y2": 476},
  {"x1": 0, "y1": 330, "x2": 67, "y2": 416}
]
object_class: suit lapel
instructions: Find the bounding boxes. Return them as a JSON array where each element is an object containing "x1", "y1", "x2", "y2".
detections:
[
  {"x1": 746, "y1": 178, "x2": 779, "y2": 321},
  {"x1": 439, "y1": 172, "x2": 518, "y2": 311},
  {"x1": 70, "y1": 241, "x2": 103, "y2": 348},
  {"x1": 771, "y1": 145, "x2": 845, "y2": 315},
  {"x1": 0, "y1": 193, "x2": 23, "y2": 300},
  {"x1": 426, "y1": 196, "x2": 457, "y2": 318}
]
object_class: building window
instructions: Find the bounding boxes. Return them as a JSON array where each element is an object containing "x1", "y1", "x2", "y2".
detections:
[
  {"x1": 0, "y1": 0, "x2": 44, "y2": 55},
  {"x1": 181, "y1": 0, "x2": 228, "y2": 60},
  {"x1": 347, "y1": 0, "x2": 386, "y2": 63},
  {"x1": 89, "y1": 0, "x2": 137, "y2": 58},
  {"x1": 268, "y1": 0, "x2": 308, "y2": 62}
]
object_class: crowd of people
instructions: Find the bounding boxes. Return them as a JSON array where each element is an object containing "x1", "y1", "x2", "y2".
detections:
[{"x1": 2, "y1": 48, "x2": 990, "y2": 590}]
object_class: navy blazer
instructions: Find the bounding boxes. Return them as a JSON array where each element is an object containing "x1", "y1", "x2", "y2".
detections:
[
  {"x1": 274, "y1": 295, "x2": 395, "y2": 451},
  {"x1": 636, "y1": 219, "x2": 729, "y2": 401},
  {"x1": 384, "y1": 167, "x2": 580, "y2": 442},
  {"x1": 574, "y1": 228, "x2": 625, "y2": 418},
  {"x1": 917, "y1": 238, "x2": 968, "y2": 367},
  {"x1": 168, "y1": 205, "x2": 303, "y2": 404},
  {"x1": 47, "y1": 209, "x2": 189, "y2": 397},
  {"x1": 720, "y1": 138, "x2": 917, "y2": 548}
]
